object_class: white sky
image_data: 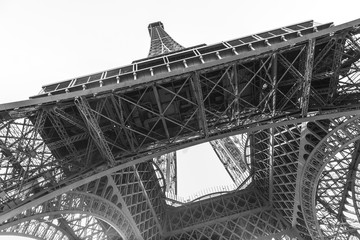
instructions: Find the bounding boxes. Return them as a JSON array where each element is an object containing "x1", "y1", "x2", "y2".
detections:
[{"x1": 1, "y1": 0, "x2": 360, "y2": 239}]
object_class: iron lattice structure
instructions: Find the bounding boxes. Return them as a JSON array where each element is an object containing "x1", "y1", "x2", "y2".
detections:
[{"x1": 1, "y1": 19, "x2": 360, "y2": 239}]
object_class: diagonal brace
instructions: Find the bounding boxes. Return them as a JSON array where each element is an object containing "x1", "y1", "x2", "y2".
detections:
[
  {"x1": 301, "y1": 39, "x2": 315, "y2": 117},
  {"x1": 74, "y1": 97, "x2": 115, "y2": 166}
]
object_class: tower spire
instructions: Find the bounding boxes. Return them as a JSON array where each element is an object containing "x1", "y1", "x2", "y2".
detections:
[{"x1": 147, "y1": 21, "x2": 184, "y2": 57}]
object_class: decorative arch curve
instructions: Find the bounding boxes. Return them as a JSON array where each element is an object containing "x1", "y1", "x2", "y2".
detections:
[
  {"x1": 300, "y1": 116, "x2": 360, "y2": 238},
  {"x1": 0, "y1": 191, "x2": 140, "y2": 240},
  {"x1": 0, "y1": 219, "x2": 70, "y2": 240}
]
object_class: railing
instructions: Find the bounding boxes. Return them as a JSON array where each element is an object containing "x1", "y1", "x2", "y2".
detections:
[
  {"x1": 32, "y1": 21, "x2": 332, "y2": 99},
  {"x1": 164, "y1": 174, "x2": 252, "y2": 206}
]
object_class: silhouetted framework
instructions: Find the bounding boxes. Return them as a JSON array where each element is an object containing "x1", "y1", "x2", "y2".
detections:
[{"x1": 1, "y1": 18, "x2": 360, "y2": 239}]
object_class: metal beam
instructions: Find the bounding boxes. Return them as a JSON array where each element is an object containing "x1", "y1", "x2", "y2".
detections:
[
  {"x1": 53, "y1": 107, "x2": 87, "y2": 131},
  {"x1": 57, "y1": 217, "x2": 82, "y2": 240},
  {"x1": 110, "y1": 95, "x2": 138, "y2": 151},
  {"x1": 191, "y1": 73, "x2": 209, "y2": 137},
  {"x1": 301, "y1": 39, "x2": 315, "y2": 117},
  {"x1": 164, "y1": 206, "x2": 272, "y2": 237},
  {"x1": 231, "y1": 63, "x2": 240, "y2": 121},
  {"x1": 152, "y1": 84, "x2": 171, "y2": 140},
  {"x1": 269, "y1": 127, "x2": 275, "y2": 204},
  {"x1": 48, "y1": 111, "x2": 78, "y2": 156},
  {"x1": 327, "y1": 35, "x2": 347, "y2": 103},
  {"x1": 269, "y1": 54, "x2": 278, "y2": 204},
  {"x1": 46, "y1": 132, "x2": 88, "y2": 150},
  {"x1": 74, "y1": 97, "x2": 115, "y2": 166}
]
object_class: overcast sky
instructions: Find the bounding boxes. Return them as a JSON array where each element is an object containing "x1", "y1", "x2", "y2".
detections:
[{"x1": 1, "y1": 0, "x2": 360, "y2": 239}]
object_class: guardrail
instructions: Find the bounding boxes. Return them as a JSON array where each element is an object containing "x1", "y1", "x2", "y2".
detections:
[
  {"x1": 164, "y1": 174, "x2": 252, "y2": 206},
  {"x1": 31, "y1": 21, "x2": 332, "y2": 99}
]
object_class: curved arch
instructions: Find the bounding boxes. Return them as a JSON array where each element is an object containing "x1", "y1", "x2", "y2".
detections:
[
  {"x1": 0, "y1": 219, "x2": 70, "y2": 240},
  {"x1": 0, "y1": 232, "x2": 43, "y2": 240},
  {"x1": 0, "y1": 191, "x2": 139, "y2": 240},
  {"x1": 300, "y1": 116, "x2": 360, "y2": 238}
]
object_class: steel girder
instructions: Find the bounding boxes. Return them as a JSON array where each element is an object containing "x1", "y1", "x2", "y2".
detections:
[{"x1": 1, "y1": 19, "x2": 360, "y2": 240}]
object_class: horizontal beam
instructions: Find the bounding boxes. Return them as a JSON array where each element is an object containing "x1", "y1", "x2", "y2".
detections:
[{"x1": 164, "y1": 206, "x2": 272, "y2": 237}]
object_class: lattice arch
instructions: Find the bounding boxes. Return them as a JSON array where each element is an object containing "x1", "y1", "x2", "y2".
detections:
[
  {"x1": 1, "y1": 219, "x2": 71, "y2": 240},
  {"x1": 0, "y1": 191, "x2": 138, "y2": 240},
  {"x1": 301, "y1": 116, "x2": 360, "y2": 239}
]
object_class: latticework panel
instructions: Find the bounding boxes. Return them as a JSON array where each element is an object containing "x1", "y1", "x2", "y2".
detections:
[
  {"x1": 251, "y1": 124, "x2": 306, "y2": 238},
  {"x1": 1, "y1": 219, "x2": 70, "y2": 240},
  {"x1": 111, "y1": 162, "x2": 164, "y2": 240},
  {"x1": 2, "y1": 19, "x2": 360, "y2": 240},
  {"x1": 0, "y1": 191, "x2": 132, "y2": 240},
  {"x1": 2, "y1": 214, "x2": 123, "y2": 240},
  {"x1": 147, "y1": 22, "x2": 184, "y2": 57},
  {"x1": 0, "y1": 112, "x2": 71, "y2": 213},
  {"x1": 271, "y1": 124, "x2": 301, "y2": 223},
  {"x1": 61, "y1": 213, "x2": 121, "y2": 240},
  {"x1": 136, "y1": 162, "x2": 166, "y2": 227},
  {"x1": 165, "y1": 189, "x2": 266, "y2": 232},
  {"x1": 301, "y1": 116, "x2": 360, "y2": 239},
  {"x1": 165, "y1": 208, "x2": 289, "y2": 240},
  {"x1": 252, "y1": 130, "x2": 270, "y2": 199}
]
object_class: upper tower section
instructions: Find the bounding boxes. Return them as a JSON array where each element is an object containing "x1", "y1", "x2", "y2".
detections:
[{"x1": 147, "y1": 21, "x2": 184, "y2": 57}]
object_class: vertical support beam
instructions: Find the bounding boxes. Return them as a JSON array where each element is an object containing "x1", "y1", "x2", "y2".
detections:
[
  {"x1": 327, "y1": 36, "x2": 346, "y2": 103},
  {"x1": 301, "y1": 39, "x2": 315, "y2": 117},
  {"x1": 232, "y1": 64, "x2": 240, "y2": 122},
  {"x1": 271, "y1": 54, "x2": 278, "y2": 115},
  {"x1": 269, "y1": 54, "x2": 277, "y2": 203},
  {"x1": 152, "y1": 84, "x2": 171, "y2": 140},
  {"x1": 191, "y1": 73, "x2": 209, "y2": 137},
  {"x1": 75, "y1": 97, "x2": 115, "y2": 166},
  {"x1": 269, "y1": 127, "x2": 275, "y2": 204}
]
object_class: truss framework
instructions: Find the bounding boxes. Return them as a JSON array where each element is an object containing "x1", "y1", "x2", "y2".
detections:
[{"x1": 1, "y1": 19, "x2": 360, "y2": 240}]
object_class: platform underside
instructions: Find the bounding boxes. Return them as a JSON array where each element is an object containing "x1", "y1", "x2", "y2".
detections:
[{"x1": 1, "y1": 19, "x2": 360, "y2": 239}]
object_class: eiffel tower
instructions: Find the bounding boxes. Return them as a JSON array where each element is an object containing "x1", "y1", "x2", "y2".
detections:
[{"x1": 1, "y1": 18, "x2": 360, "y2": 240}]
